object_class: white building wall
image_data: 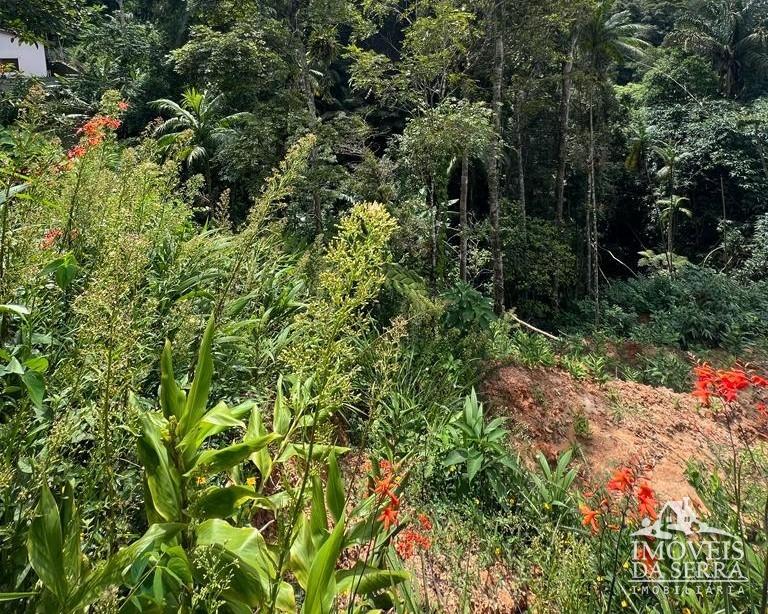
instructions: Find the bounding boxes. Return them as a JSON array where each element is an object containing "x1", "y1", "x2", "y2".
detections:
[{"x1": 0, "y1": 32, "x2": 47, "y2": 76}]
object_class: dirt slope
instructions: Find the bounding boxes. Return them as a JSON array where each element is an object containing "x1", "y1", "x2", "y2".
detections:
[{"x1": 483, "y1": 364, "x2": 766, "y2": 501}]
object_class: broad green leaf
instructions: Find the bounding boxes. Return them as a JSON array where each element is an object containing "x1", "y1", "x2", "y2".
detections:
[
  {"x1": 73, "y1": 523, "x2": 184, "y2": 608},
  {"x1": 194, "y1": 519, "x2": 275, "y2": 606},
  {"x1": 27, "y1": 484, "x2": 67, "y2": 603},
  {"x1": 0, "y1": 304, "x2": 30, "y2": 317},
  {"x1": 336, "y1": 565, "x2": 409, "y2": 595},
  {"x1": 179, "y1": 401, "x2": 252, "y2": 452},
  {"x1": 159, "y1": 340, "x2": 185, "y2": 420},
  {"x1": 273, "y1": 376, "x2": 290, "y2": 435},
  {"x1": 21, "y1": 370, "x2": 45, "y2": 409},
  {"x1": 289, "y1": 514, "x2": 315, "y2": 589},
  {"x1": 310, "y1": 474, "x2": 328, "y2": 541},
  {"x1": 23, "y1": 356, "x2": 48, "y2": 372},
  {"x1": 195, "y1": 485, "x2": 275, "y2": 519},
  {"x1": 178, "y1": 314, "x2": 215, "y2": 437},
  {"x1": 137, "y1": 412, "x2": 183, "y2": 522},
  {"x1": 302, "y1": 515, "x2": 345, "y2": 614},
  {"x1": 247, "y1": 408, "x2": 272, "y2": 479},
  {"x1": 59, "y1": 481, "x2": 82, "y2": 588},
  {"x1": 325, "y1": 452, "x2": 344, "y2": 523},
  {"x1": 187, "y1": 434, "x2": 280, "y2": 476},
  {"x1": 466, "y1": 455, "x2": 482, "y2": 483}
]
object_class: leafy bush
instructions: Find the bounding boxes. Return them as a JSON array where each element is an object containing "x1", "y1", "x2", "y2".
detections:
[{"x1": 598, "y1": 266, "x2": 768, "y2": 350}]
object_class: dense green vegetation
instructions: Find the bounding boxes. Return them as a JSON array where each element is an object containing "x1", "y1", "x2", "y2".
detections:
[{"x1": 1, "y1": 0, "x2": 768, "y2": 612}]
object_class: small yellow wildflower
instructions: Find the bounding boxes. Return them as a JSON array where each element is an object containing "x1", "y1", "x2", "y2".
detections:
[
  {"x1": 621, "y1": 600, "x2": 628, "y2": 609},
  {"x1": 196, "y1": 476, "x2": 206, "y2": 485},
  {"x1": 622, "y1": 561, "x2": 630, "y2": 570},
  {"x1": 543, "y1": 502, "x2": 551, "y2": 511},
  {"x1": 494, "y1": 547, "x2": 501, "y2": 556},
  {"x1": 246, "y1": 477, "x2": 256, "y2": 487}
]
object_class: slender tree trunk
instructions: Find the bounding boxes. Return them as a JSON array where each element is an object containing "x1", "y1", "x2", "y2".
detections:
[
  {"x1": 555, "y1": 35, "x2": 577, "y2": 224},
  {"x1": 488, "y1": 21, "x2": 505, "y2": 314},
  {"x1": 428, "y1": 176, "x2": 437, "y2": 289},
  {"x1": 459, "y1": 150, "x2": 469, "y2": 283},
  {"x1": 667, "y1": 210, "x2": 674, "y2": 276},
  {"x1": 515, "y1": 97, "x2": 527, "y2": 232},
  {"x1": 588, "y1": 94, "x2": 599, "y2": 323},
  {"x1": 720, "y1": 174, "x2": 728, "y2": 265}
]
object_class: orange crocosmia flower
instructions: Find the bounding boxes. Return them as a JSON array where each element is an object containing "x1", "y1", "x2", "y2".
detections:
[
  {"x1": 607, "y1": 467, "x2": 635, "y2": 492},
  {"x1": 378, "y1": 505, "x2": 399, "y2": 530},
  {"x1": 374, "y1": 475, "x2": 395, "y2": 498},
  {"x1": 637, "y1": 488, "x2": 658, "y2": 521},
  {"x1": 692, "y1": 384, "x2": 711, "y2": 406},
  {"x1": 118, "y1": 100, "x2": 129, "y2": 111},
  {"x1": 752, "y1": 375, "x2": 768, "y2": 388},
  {"x1": 757, "y1": 402, "x2": 768, "y2": 417},
  {"x1": 417, "y1": 513, "x2": 432, "y2": 531},
  {"x1": 579, "y1": 503, "x2": 600, "y2": 534},
  {"x1": 379, "y1": 459, "x2": 393, "y2": 474}
]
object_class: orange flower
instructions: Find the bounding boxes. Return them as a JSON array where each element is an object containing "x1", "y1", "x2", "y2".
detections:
[
  {"x1": 395, "y1": 526, "x2": 431, "y2": 560},
  {"x1": 757, "y1": 402, "x2": 768, "y2": 418},
  {"x1": 378, "y1": 505, "x2": 399, "y2": 530},
  {"x1": 636, "y1": 482, "x2": 658, "y2": 520},
  {"x1": 580, "y1": 503, "x2": 600, "y2": 534},
  {"x1": 607, "y1": 467, "x2": 635, "y2": 493},
  {"x1": 417, "y1": 513, "x2": 432, "y2": 531},
  {"x1": 117, "y1": 100, "x2": 129, "y2": 111},
  {"x1": 374, "y1": 475, "x2": 395, "y2": 498},
  {"x1": 752, "y1": 375, "x2": 768, "y2": 388}
]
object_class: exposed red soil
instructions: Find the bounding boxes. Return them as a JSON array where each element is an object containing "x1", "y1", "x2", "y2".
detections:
[{"x1": 482, "y1": 364, "x2": 768, "y2": 501}]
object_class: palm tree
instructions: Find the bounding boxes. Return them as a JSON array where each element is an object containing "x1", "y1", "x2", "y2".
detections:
[
  {"x1": 151, "y1": 88, "x2": 253, "y2": 198},
  {"x1": 580, "y1": 1, "x2": 651, "y2": 320},
  {"x1": 675, "y1": 0, "x2": 768, "y2": 98},
  {"x1": 658, "y1": 194, "x2": 692, "y2": 274}
]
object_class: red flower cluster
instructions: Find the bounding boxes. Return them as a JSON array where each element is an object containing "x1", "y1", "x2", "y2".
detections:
[
  {"x1": 77, "y1": 115, "x2": 121, "y2": 147},
  {"x1": 373, "y1": 460, "x2": 400, "y2": 530},
  {"x1": 693, "y1": 363, "x2": 768, "y2": 419},
  {"x1": 395, "y1": 514, "x2": 432, "y2": 560},
  {"x1": 66, "y1": 145, "x2": 86, "y2": 160},
  {"x1": 636, "y1": 481, "x2": 658, "y2": 520},
  {"x1": 40, "y1": 228, "x2": 63, "y2": 249},
  {"x1": 581, "y1": 468, "x2": 659, "y2": 534},
  {"x1": 117, "y1": 100, "x2": 129, "y2": 111}
]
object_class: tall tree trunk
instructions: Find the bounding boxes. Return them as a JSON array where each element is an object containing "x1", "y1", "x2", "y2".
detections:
[
  {"x1": 459, "y1": 150, "x2": 469, "y2": 283},
  {"x1": 428, "y1": 176, "x2": 437, "y2": 289},
  {"x1": 555, "y1": 35, "x2": 577, "y2": 224},
  {"x1": 667, "y1": 209, "x2": 674, "y2": 276},
  {"x1": 588, "y1": 95, "x2": 599, "y2": 324},
  {"x1": 488, "y1": 21, "x2": 505, "y2": 314},
  {"x1": 515, "y1": 95, "x2": 527, "y2": 232}
]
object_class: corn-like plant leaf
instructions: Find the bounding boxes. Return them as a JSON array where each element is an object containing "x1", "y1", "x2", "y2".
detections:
[
  {"x1": 336, "y1": 564, "x2": 409, "y2": 595},
  {"x1": 187, "y1": 434, "x2": 280, "y2": 476},
  {"x1": 195, "y1": 485, "x2": 276, "y2": 519},
  {"x1": 73, "y1": 523, "x2": 184, "y2": 608},
  {"x1": 302, "y1": 515, "x2": 345, "y2": 614},
  {"x1": 247, "y1": 408, "x2": 272, "y2": 479},
  {"x1": 159, "y1": 340, "x2": 185, "y2": 420},
  {"x1": 137, "y1": 412, "x2": 183, "y2": 522},
  {"x1": 21, "y1": 370, "x2": 44, "y2": 409},
  {"x1": 178, "y1": 314, "x2": 215, "y2": 437},
  {"x1": 310, "y1": 474, "x2": 328, "y2": 543},
  {"x1": 59, "y1": 481, "x2": 81, "y2": 589},
  {"x1": 325, "y1": 451, "x2": 344, "y2": 523},
  {"x1": 289, "y1": 513, "x2": 315, "y2": 589},
  {"x1": 179, "y1": 400, "x2": 253, "y2": 469},
  {"x1": 27, "y1": 483, "x2": 67, "y2": 604},
  {"x1": 273, "y1": 375, "x2": 290, "y2": 435},
  {"x1": 194, "y1": 519, "x2": 276, "y2": 607}
]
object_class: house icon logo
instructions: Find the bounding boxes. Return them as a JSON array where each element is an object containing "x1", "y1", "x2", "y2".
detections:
[
  {"x1": 629, "y1": 497, "x2": 747, "y2": 592},
  {"x1": 630, "y1": 497, "x2": 736, "y2": 541}
]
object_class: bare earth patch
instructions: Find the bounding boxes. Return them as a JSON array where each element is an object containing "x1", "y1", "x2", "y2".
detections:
[{"x1": 482, "y1": 364, "x2": 767, "y2": 501}]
